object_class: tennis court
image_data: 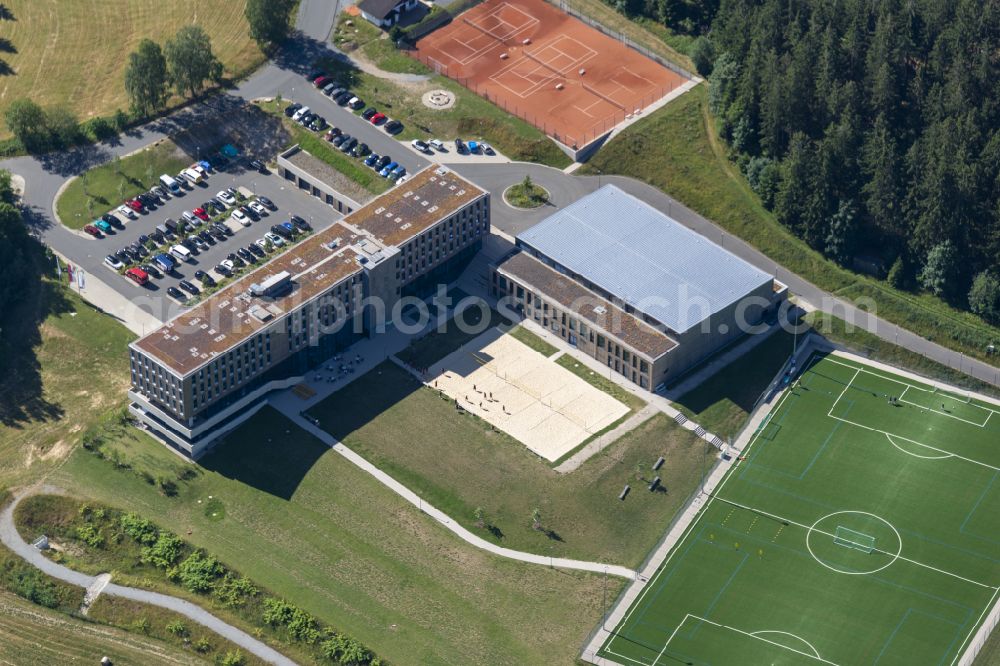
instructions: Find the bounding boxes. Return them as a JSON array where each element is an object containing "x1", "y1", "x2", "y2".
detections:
[
  {"x1": 412, "y1": 0, "x2": 688, "y2": 149},
  {"x1": 597, "y1": 352, "x2": 1000, "y2": 665}
]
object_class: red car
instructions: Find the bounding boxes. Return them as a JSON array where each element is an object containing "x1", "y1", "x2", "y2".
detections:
[
  {"x1": 124, "y1": 267, "x2": 149, "y2": 286},
  {"x1": 83, "y1": 224, "x2": 102, "y2": 238},
  {"x1": 125, "y1": 198, "x2": 144, "y2": 213},
  {"x1": 314, "y1": 75, "x2": 332, "y2": 88},
  {"x1": 192, "y1": 207, "x2": 209, "y2": 221},
  {"x1": 370, "y1": 112, "x2": 386, "y2": 124}
]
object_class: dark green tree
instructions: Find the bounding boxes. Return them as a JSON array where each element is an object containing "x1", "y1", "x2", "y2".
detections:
[
  {"x1": 45, "y1": 106, "x2": 80, "y2": 148},
  {"x1": 124, "y1": 38, "x2": 170, "y2": 117},
  {"x1": 968, "y1": 272, "x2": 1000, "y2": 324},
  {"x1": 690, "y1": 36, "x2": 715, "y2": 76},
  {"x1": 4, "y1": 98, "x2": 49, "y2": 152},
  {"x1": 918, "y1": 241, "x2": 961, "y2": 301},
  {"x1": 245, "y1": 0, "x2": 295, "y2": 50},
  {"x1": 164, "y1": 26, "x2": 223, "y2": 98},
  {"x1": 824, "y1": 200, "x2": 857, "y2": 266}
]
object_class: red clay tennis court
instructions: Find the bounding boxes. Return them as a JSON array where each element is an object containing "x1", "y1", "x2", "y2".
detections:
[{"x1": 411, "y1": 0, "x2": 688, "y2": 149}]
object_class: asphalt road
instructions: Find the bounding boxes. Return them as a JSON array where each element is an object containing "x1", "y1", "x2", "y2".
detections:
[{"x1": 0, "y1": 0, "x2": 996, "y2": 390}]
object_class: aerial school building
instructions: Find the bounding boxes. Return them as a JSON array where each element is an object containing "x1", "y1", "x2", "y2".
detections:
[
  {"x1": 493, "y1": 185, "x2": 786, "y2": 391},
  {"x1": 128, "y1": 167, "x2": 489, "y2": 458}
]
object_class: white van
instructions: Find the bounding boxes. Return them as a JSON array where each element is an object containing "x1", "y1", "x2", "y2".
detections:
[
  {"x1": 292, "y1": 105, "x2": 310, "y2": 122},
  {"x1": 429, "y1": 139, "x2": 445, "y2": 151},
  {"x1": 170, "y1": 244, "x2": 193, "y2": 263},
  {"x1": 181, "y1": 167, "x2": 204, "y2": 185},
  {"x1": 159, "y1": 174, "x2": 181, "y2": 194}
]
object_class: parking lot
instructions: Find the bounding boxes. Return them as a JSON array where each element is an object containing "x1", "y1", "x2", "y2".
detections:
[
  {"x1": 280, "y1": 76, "x2": 428, "y2": 175},
  {"x1": 76, "y1": 163, "x2": 345, "y2": 322}
]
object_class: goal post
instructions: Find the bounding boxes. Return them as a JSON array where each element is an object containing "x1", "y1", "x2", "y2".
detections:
[{"x1": 833, "y1": 526, "x2": 875, "y2": 553}]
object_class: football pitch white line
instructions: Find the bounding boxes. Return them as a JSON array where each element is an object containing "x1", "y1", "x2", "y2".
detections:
[
  {"x1": 824, "y1": 356, "x2": 997, "y2": 427},
  {"x1": 951, "y1": 586, "x2": 1000, "y2": 666},
  {"x1": 717, "y1": 498, "x2": 998, "y2": 590}
]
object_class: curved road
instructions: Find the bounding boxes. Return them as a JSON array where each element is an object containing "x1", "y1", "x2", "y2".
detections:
[
  {"x1": 0, "y1": 488, "x2": 298, "y2": 666},
  {"x1": 3, "y1": 0, "x2": 995, "y2": 387}
]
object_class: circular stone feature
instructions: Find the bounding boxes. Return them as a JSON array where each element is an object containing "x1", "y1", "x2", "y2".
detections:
[
  {"x1": 805, "y1": 510, "x2": 901, "y2": 575},
  {"x1": 422, "y1": 89, "x2": 456, "y2": 110}
]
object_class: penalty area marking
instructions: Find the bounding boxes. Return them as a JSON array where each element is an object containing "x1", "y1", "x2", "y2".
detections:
[
  {"x1": 646, "y1": 614, "x2": 841, "y2": 666},
  {"x1": 885, "y1": 432, "x2": 953, "y2": 460},
  {"x1": 750, "y1": 630, "x2": 822, "y2": 659}
]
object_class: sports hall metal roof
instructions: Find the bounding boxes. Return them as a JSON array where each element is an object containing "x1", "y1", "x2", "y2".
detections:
[{"x1": 516, "y1": 185, "x2": 773, "y2": 334}]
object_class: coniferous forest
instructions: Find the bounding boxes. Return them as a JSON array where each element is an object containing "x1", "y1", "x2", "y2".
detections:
[{"x1": 624, "y1": 0, "x2": 1000, "y2": 323}]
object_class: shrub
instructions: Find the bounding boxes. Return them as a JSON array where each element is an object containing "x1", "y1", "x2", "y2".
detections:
[
  {"x1": 969, "y1": 271, "x2": 1000, "y2": 324},
  {"x1": 166, "y1": 619, "x2": 188, "y2": 636},
  {"x1": 218, "y1": 650, "x2": 246, "y2": 666},
  {"x1": 75, "y1": 523, "x2": 105, "y2": 548},
  {"x1": 175, "y1": 550, "x2": 224, "y2": 593},
  {"x1": 120, "y1": 512, "x2": 158, "y2": 544},
  {"x1": 214, "y1": 573, "x2": 258, "y2": 608},
  {"x1": 141, "y1": 531, "x2": 185, "y2": 569}
]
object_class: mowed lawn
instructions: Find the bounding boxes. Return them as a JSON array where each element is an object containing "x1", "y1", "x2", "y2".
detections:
[
  {"x1": 0, "y1": 1, "x2": 263, "y2": 139},
  {"x1": 308, "y1": 361, "x2": 715, "y2": 567},
  {"x1": 0, "y1": 590, "x2": 207, "y2": 666},
  {"x1": 601, "y1": 353, "x2": 1000, "y2": 665},
  {"x1": 0, "y1": 278, "x2": 135, "y2": 488},
  {"x1": 52, "y1": 407, "x2": 619, "y2": 666},
  {"x1": 56, "y1": 139, "x2": 189, "y2": 228}
]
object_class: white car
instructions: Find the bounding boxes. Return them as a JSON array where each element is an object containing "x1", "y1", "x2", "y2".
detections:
[
  {"x1": 254, "y1": 238, "x2": 272, "y2": 252},
  {"x1": 190, "y1": 163, "x2": 207, "y2": 176},
  {"x1": 264, "y1": 231, "x2": 285, "y2": 247},
  {"x1": 217, "y1": 190, "x2": 237, "y2": 206},
  {"x1": 397, "y1": 174, "x2": 411, "y2": 185},
  {"x1": 220, "y1": 259, "x2": 235, "y2": 273},
  {"x1": 116, "y1": 205, "x2": 137, "y2": 219},
  {"x1": 104, "y1": 255, "x2": 124, "y2": 270},
  {"x1": 248, "y1": 201, "x2": 268, "y2": 216},
  {"x1": 231, "y1": 208, "x2": 250, "y2": 226}
]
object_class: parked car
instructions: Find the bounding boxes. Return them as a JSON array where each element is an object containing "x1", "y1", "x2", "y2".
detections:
[
  {"x1": 151, "y1": 229, "x2": 166, "y2": 243},
  {"x1": 210, "y1": 227, "x2": 228, "y2": 242},
  {"x1": 370, "y1": 112, "x2": 386, "y2": 124},
  {"x1": 307, "y1": 69, "x2": 325, "y2": 81},
  {"x1": 292, "y1": 105, "x2": 310, "y2": 122},
  {"x1": 83, "y1": 224, "x2": 102, "y2": 238},
  {"x1": 375, "y1": 155, "x2": 391, "y2": 170},
  {"x1": 324, "y1": 127, "x2": 342, "y2": 141},
  {"x1": 385, "y1": 119, "x2": 403, "y2": 133},
  {"x1": 379, "y1": 161, "x2": 398, "y2": 177},
  {"x1": 314, "y1": 75, "x2": 332, "y2": 88},
  {"x1": 125, "y1": 198, "x2": 144, "y2": 213},
  {"x1": 332, "y1": 134, "x2": 348, "y2": 147},
  {"x1": 429, "y1": 139, "x2": 446, "y2": 151},
  {"x1": 392, "y1": 165, "x2": 406, "y2": 179},
  {"x1": 167, "y1": 286, "x2": 185, "y2": 300},
  {"x1": 284, "y1": 102, "x2": 302, "y2": 117},
  {"x1": 362, "y1": 107, "x2": 377, "y2": 120},
  {"x1": 216, "y1": 261, "x2": 234, "y2": 276},
  {"x1": 348, "y1": 97, "x2": 365, "y2": 110},
  {"x1": 179, "y1": 280, "x2": 199, "y2": 295},
  {"x1": 265, "y1": 231, "x2": 285, "y2": 247},
  {"x1": 455, "y1": 138, "x2": 467, "y2": 154},
  {"x1": 247, "y1": 243, "x2": 265, "y2": 258},
  {"x1": 194, "y1": 270, "x2": 216, "y2": 287},
  {"x1": 411, "y1": 139, "x2": 430, "y2": 153},
  {"x1": 482, "y1": 142, "x2": 495, "y2": 155},
  {"x1": 124, "y1": 267, "x2": 149, "y2": 286},
  {"x1": 240, "y1": 205, "x2": 259, "y2": 222},
  {"x1": 138, "y1": 234, "x2": 151, "y2": 247},
  {"x1": 257, "y1": 196, "x2": 276, "y2": 210},
  {"x1": 94, "y1": 220, "x2": 113, "y2": 234},
  {"x1": 154, "y1": 253, "x2": 176, "y2": 273},
  {"x1": 290, "y1": 215, "x2": 312, "y2": 231},
  {"x1": 101, "y1": 213, "x2": 121, "y2": 227},
  {"x1": 298, "y1": 112, "x2": 315, "y2": 126},
  {"x1": 254, "y1": 238, "x2": 271, "y2": 253},
  {"x1": 352, "y1": 142, "x2": 370, "y2": 157},
  {"x1": 236, "y1": 248, "x2": 254, "y2": 264},
  {"x1": 310, "y1": 117, "x2": 328, "y2": 132},
  {"x1": 141, "y1": 263, "x2": 162, "y2": 279},
  {"x1": 249, "y1": 201, "x2": 268, "y2": 216},
  {"x1": 182, "y1": 211, "x2": 200, "y2": 226},
  {"x1": 365, "y1": 153, "x2": 380, "y2": 167},
  {"x1": 271, "y1": 224, "x2": 293, "y2": 240},
  {"x1": 329, "y1": 87, "x2": 346, "y2": 99},
  {"x1": 212, "y1": 222, "x2": 232, "y2": 236},
  {"x1": 104, "y1": 255, "x2": 124, "y2": 270},
  {"x1": 334, "y1": 91, "x2": 352, "y2": 106},
  {"x1": 198, "y1": 230, "x2": 215, "y2": 245},
  {"x1": 322, "y1": 82, "x2": 337, "y2": 95},
  {"x1": 279, "y1": 221, "x2": 298, "y2": 237},
  {"x1": 249, "y1": 158, "x2": 268, "y2": 174},
  {"x1": 193, "y1": 207, "x2": 209, "y2": 221},
  {"x1": 340, "y1": 137, "x2": 357, "y2": 153},
  {"x1": 217, "y1": 190, "x2": 237, "y2": 206}
]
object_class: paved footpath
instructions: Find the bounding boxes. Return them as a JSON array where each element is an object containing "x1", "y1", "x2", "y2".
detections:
[
  {"x1": 274, "y1": 403, "x2": 638, "y2": 580},
  {"x1": 0, "y1": 488, "x2": 298, "y2": 666}
]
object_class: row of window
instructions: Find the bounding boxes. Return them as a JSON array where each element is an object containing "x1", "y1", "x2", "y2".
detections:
[
  {"x1": 191, "y1": 335, "x2": 272, "y2": 411},
  {"x1": 131, "y1": 352, "x2": 184, "y2": 416}
]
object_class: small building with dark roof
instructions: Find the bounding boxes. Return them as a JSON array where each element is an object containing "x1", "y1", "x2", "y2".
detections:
[{"x1": 358, "y1": 0, "x2": 420, "y2": 28}]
